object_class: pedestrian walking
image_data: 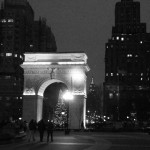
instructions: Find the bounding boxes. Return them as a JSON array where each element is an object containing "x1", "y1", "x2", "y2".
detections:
[
  {"x1": 28, "y1": 119, "x2": 37, "y2": 142},
  {"x1": 37, "y1": 119, "x2": 46, "y2": 142},
  {"x1": 81, "y1": 121, "x2": 84, "y2": 131},
  {"x1": 46, "y1": 120, "x2": 54, "y2": 142}
]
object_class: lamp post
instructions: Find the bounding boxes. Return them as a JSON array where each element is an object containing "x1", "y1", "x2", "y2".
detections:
[{"x1": 62, "y1": 90, "x2": 73, "y2": 134}]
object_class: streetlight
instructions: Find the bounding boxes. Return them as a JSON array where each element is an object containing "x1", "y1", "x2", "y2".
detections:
[{"x1": 62, "y1": 90, "x2": 73, "y2": 134}]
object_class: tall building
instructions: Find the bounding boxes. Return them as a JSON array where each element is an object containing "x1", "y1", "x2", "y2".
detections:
[
  {"x1": 0, "y1": 0, "x2": 57, "y2": 121},
  {"x1": 87, "y1": 77, "x2": 98, "y2": 113},
  {"x1": 104, "y1": 0, "x2": 150, "y2": 121},
  {"x1": 33, "y1": 17, "x2": 57, "y2": 52}
]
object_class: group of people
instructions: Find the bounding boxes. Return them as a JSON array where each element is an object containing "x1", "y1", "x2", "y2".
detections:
[{"x1": 27, "y1": 119, "x2": 54, "y2": 143}]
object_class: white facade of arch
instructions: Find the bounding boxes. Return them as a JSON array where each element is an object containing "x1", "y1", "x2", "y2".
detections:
[{"x1": 21, "y1": 53, "x2": 90, "y2": 129}]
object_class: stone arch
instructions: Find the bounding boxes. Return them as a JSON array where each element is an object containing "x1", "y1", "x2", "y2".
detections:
[
  {"x1": 21, "y1": 53, "x2": 90, "y2": 129},
  {"x1": 36, "y1": 79, "x2": 67, "y2": 122},
  {"x1": 37, "y1": 79, "x2": 66, "y2": 97}
]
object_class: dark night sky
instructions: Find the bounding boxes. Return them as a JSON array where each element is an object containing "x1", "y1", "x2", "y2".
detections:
[{"x1": 2, "y1": 0, "x2": 150, "y2": 87}]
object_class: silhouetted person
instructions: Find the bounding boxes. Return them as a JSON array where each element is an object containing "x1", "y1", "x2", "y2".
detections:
[
  {"x1": 28, "y1": 119, "x2": 37, "y2": 142},
  {"x1": 46, "y1": 120, "x2": 54, "y2": 142},
  {"x1": 37, "y1": 119, "x2": 45, "y2": 142},
  {"x1": 81, "y1": 121, "x2": 84, "y2": 131}
]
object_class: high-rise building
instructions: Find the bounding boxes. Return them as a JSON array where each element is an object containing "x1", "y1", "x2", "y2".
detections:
[
  {"x1": 104, "y1": 0, "x2": 150, "y2": 121},
  {"x1": 33, "y1": 17, "x2": 57, "y2": 52},
  {"x1": 0, "y1": 0, "x2": 57, "y2": 121}
]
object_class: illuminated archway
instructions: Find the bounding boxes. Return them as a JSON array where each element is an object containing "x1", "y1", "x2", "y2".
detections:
[{"x1": 21, "y1": 53, "x2": 90, "y2": 129}]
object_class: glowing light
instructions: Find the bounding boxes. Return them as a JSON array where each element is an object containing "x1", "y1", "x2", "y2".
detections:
[
  {"x1": 23, "y1": 62, "x2": 52, "y2": 65},
  {"x1": 62, "y1": 91, "x2": 73, "y2": 101},
  {"x1": 8, "y1": 19, "x2": 13, "y2": 23},
  {"x1": 71, "y1": 69, "x2": 84, "y2": 82},
  {"x1": 6, "y1": 53, "x2": 12, "y2": 56},
  {"x1": 121, "y1": 37, "x2": 124, "y2": 41},
  {"x1": 23, "y1": 88, "x2": 35, "y2": 95},
  {"x1": 61, "y1": 112, "x2": 65, "y2": 115},
  {"x1": 58, "y1": 61, "x2": 84, "y2": 65}
]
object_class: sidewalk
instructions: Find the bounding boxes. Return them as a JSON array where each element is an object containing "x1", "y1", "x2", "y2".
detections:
[{"x1": 0, "y1": 131, "x2": 111, "y2": 150}]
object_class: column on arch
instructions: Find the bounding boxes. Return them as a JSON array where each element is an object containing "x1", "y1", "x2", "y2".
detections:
[{"x1": 23, "y1": 95, "x2": 38, "y2": 122}]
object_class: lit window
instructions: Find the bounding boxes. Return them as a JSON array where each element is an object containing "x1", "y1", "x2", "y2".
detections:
[
  {"x1": 14, "y1": 54, "x2": 17, "y2": 57},
  {"x1": 5, "y1": 76, "x2": 11, "y2": 79},
  {"x1": 6, "y1": 53, "x2": 12, "y2": 56},
  {"x1": 127, "y1": 54, "x2": 132, "y2": 57},
  {"x1": 1, "y1": 19, "x2": 6, "y2": 23},
  {"x1": 121, "y1": 37, "x2": 124, "y2": 41},
  {"x1": 30, "y1": 44, "x2": 33, "y2": 47},
  {"x1": 141, "y1": 78, "x2": 143, "y2": 81},
  {"x1": 135, "y1": 55, "x2": 138, "y2": 57},
  {"x1": 109, "y1": 93, "x2": 113, "y2": 99},
  {"x1": 20, "y1": 55, "x2": 23, "y2": 59},
  {"x1": 106, "y1": 73, "x2": 108, "y2": 76},
  {"x1": 116, "y1": 36, "x2": 119, "y2": 40},
  {"x1": 140, "y1": 41, "x2": 143, "y2": 44},
  {"x1": 141, "y1": 73, "x2": 143, "y2": 76},
  {"x1": 116, "y1": 73, "x2": 119, "y2": 76},
  {"x1": 1, "y1": 43, "x2": 3, "y2": 46},
  {"x1": 8, "y1": 19, "x2": 13, "y2": 23},
  {"x1": 111, "y1": 73, "x2": 113, "y2": 76}
]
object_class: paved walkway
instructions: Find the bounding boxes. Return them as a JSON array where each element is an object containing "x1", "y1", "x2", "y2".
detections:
[{"x1": 0, "y1": 131, "x2": 112, "y2": 150}]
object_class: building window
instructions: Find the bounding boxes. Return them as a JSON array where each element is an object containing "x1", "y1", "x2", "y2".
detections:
[
  {"x1": 5, "y1": 76, "x2": 11, "y2": 79},
  {"x1": 1, "y1": 19, "x2": 6, "y2": 23},
  {"x1": 116, "y1": 36, "x2": 119, "y2": 40},
  {"x1": 8, "y1": 19, "x2": 14, "y2": 23},
  {"x1": 121, "y1": 37, "x2": 124, "y2": 41},
  {"x1": 111, "y1": 73, "x2": 113, "y2": 76},
  {"x1": 127, "y1": 54, "x2": 132, "y2": 57},
  {"x1": 6, "y1": 53, "x2": 12, "y2": 56}
]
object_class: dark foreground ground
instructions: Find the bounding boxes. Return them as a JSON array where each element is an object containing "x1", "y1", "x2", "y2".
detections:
[{"x1": 0, "y1": 131, "x2": 150, "y2": 150}]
